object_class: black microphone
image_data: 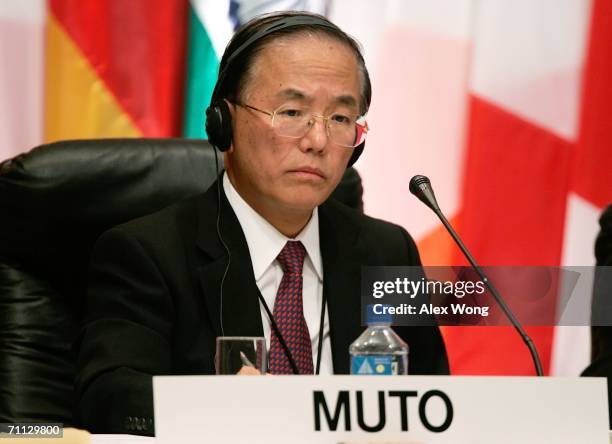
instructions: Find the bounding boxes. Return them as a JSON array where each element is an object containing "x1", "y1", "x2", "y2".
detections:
[{"x1": 409, "y1": 175, "x2": 544, "y2": 376}]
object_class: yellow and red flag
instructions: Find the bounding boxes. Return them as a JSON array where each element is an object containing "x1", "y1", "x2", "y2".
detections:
[{"x1": 45, "y1": 0, "x2": 188, "y2": 141}]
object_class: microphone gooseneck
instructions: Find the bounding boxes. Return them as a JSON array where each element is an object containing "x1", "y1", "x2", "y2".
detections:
[{"x1": 409, "y1": 175, "x2": 544, "y2": 377}]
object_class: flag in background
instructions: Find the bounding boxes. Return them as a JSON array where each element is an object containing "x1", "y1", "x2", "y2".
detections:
[
  {"x1": 182, "y1": 0, "x2": 233, "y2": 139},
  {"x1": 230, "y1": 0, "x2": 329, "y2": 24},
  {"x1": 45, "y1": 0, "x2": 188, "y2": 142},
  {"x1": 0, "y1": 0, "x2": 46, "y2": 161},
  {"x1": 331, "y1": 0, "x2": 612, "y2": 375},
  {"x1": 449, "y1": 0, "x2": 592, "y2": 376}
]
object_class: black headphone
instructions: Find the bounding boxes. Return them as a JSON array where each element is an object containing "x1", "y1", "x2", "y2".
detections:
[{"x1": 205, "y1": 15, "x2": 365, "y2": 167}]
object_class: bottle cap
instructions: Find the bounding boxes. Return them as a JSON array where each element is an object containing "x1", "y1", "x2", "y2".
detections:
[{"x1": 366, "y1": 304, "x2": 392, "y2": 325}]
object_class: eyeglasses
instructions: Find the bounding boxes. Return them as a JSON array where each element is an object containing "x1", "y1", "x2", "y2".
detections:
[{"x1": 237, "y1": 103, "x2": 369, "y2": 148}]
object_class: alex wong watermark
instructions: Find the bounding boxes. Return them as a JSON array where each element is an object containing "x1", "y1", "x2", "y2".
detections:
[
  {"x1": 372, "y1": 276, "x2": 489, "y2": 318},
  {"x1": 361, "y1": 266, "x2": 612, "y2": 327}
]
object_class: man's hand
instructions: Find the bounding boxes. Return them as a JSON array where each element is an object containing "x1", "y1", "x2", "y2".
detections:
[{"x1": 237, "y1": 365, "x2": 262, "y2": 375}]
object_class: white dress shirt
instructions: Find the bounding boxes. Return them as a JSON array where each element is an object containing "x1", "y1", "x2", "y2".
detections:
[{"x1": 223, "y1": 173, "x2": 333, "y2": 374}]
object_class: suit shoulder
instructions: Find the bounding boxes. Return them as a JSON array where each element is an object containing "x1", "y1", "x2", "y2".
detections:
[
  {"x1": 100, "y1": 193, "x2": 205, "y2": 251},
  {"x1": 361, "y1": 213, "x2": 419, "y2": 261},
  {"x1": 323, "y1": 197, "x2": 411, "y2": 235},
  {"x1": 322, "y1": 198, "x2": 420, "y2": 264}
]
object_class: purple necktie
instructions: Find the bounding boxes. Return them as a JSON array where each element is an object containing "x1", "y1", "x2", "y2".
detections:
[{"x1": 268, "y1": 241, "x2": 314, "y2": 374}]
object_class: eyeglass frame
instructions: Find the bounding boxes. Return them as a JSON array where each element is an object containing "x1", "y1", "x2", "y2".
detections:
[{"x1": 234, "y1": 102, "x2": 369, "y2": 148}]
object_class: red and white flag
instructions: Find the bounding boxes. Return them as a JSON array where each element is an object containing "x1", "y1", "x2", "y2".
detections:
[{"x1": 331, "y1": 0, "x2": 611, "y2": 375}]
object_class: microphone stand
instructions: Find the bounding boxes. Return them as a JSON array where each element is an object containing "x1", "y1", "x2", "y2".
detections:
[{"x1": 410, "y1": 175, "x2": 544, "y2": 376}]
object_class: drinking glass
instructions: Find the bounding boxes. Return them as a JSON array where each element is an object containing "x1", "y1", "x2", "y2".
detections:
[{"x1": 215, "y1": 336, "x2": 266, "y2": 375}]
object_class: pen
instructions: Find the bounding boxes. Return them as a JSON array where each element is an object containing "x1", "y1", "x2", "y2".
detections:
[{"x1": 240, "y1": 351, "x2": 255, "y2": 368}]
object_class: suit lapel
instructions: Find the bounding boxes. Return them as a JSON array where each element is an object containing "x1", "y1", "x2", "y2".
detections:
[
  {"x1": 319, "y1": 200, "x2": 365, "y2": 374},
  {"x1": 195, "y1": 180, "x2": 264, "y2": 339}
]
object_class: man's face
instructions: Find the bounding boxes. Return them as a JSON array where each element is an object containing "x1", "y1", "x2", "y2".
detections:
[{"x1": 225, "y1": 33, "x2": 361, "y2": 216}]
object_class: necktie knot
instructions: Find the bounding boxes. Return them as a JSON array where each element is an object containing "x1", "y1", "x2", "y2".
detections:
[{"x1": 277, "y1": 241, "x2": 306, "y2": 276}]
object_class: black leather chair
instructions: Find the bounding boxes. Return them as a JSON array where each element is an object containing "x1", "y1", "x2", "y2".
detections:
[{"x1": 0, "y1": 138, "x2": 363, "y2": 425}]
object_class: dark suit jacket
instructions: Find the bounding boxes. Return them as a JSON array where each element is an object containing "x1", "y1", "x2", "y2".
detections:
[
  {"x1": 582, "y1": 204, "x2": 612, "y2": 427},
  {"x1": 75, "y1": 180, "x2": 449, "y2": 435}
]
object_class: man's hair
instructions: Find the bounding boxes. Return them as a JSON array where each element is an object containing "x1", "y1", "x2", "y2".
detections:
[{"x1": 215, "y1": 11, "x2": 371, "y2": 116}]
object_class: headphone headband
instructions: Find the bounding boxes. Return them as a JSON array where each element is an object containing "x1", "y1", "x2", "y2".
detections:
[{"x1": 211, "y1": 15, "x2": 340, "y2": 105}]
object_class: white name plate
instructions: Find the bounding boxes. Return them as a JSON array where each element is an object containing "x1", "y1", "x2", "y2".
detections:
[{"x1": 153, "y1": 375, "x2": 608, "y2": 444}]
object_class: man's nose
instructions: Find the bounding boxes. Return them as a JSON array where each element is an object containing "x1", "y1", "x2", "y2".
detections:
[{"x1": 298, "y1": 116, "x2": 328, "y2": 153}]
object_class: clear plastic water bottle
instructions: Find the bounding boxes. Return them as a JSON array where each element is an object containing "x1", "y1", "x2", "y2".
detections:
[{"x1": 349, "y1": 306, "x2": 408, "y2": 375}]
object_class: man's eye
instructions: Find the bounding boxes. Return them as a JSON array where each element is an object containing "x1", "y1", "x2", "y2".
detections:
[
  {"x1": 331, "y1": 114, "x2": 352, "y2": 124},
  {"x1": 278, "y1": 109, "x2": 303, "y2": 118}
]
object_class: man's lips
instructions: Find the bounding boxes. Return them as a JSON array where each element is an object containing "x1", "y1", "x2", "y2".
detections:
[{"x1": 288, "y1": 167, "x2": 326, "y2": 179}]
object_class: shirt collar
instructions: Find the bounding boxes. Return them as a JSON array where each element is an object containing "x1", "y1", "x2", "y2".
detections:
[{"x1": 223, "y1": 173, "x2": 323, "y2": 282}]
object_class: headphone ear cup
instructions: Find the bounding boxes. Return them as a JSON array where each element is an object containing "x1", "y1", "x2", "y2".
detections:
[
  {"x1": 347, "y1": 142, "x2": 365, "y2": 167},
  {"x1": 205, "y1": 100, "x2": 233, "y2": 151}
]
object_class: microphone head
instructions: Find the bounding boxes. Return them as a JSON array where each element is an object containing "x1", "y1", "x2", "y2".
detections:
[
  {"x1": 409, "y1": 175, "x2": 431, "y2": 195},
  {"x1": 409, "y1": 175, "x2": 440, "y2": 212}
]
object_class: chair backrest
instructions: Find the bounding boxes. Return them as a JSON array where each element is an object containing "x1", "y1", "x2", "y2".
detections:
[
  {"x1": 0, "y1": 138, "x2": 363, "y2": 424},
  {"x1": 0, "y1": 138, "x2": 220, "y2": 424}
]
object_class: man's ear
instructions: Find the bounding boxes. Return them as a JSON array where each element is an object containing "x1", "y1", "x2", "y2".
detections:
[
  {"x1": 225, "y1": 99, "x2": 237, "y2": 117},
  {"x1": 225, "y1": 100, "x2": 236, "y2": 154}
]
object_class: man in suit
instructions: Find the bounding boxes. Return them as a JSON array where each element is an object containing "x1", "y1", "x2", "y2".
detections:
[{"x1": 75, "y1": 11, "x2": 449, "y2": 435}]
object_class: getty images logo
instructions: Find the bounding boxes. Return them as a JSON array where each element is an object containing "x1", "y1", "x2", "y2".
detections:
[{"x1": 313, "y1": 390, "x2": 453, "y2": 433}]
